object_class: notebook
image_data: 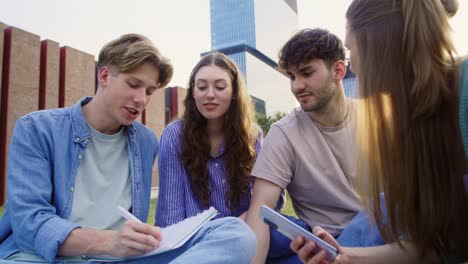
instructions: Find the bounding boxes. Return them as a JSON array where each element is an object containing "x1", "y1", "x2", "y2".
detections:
[{"x1": 86, "y1": 207, "x2": 218, "y2": 262}]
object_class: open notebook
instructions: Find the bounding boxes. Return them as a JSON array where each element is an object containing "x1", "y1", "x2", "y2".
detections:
[{"x1": 86, "y1": 207, "x2": 218, "y2": 262}]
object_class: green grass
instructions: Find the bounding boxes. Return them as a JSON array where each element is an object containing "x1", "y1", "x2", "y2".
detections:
[
  {"x1": 147, "y1": 198, "x2": 157, "y2": 224},
  {"x1": 0, "y1": 192, "x2": 296, "y2": 224},
  {"x1": 281, "y1": 192, "x2": 297, "y2": 217}
]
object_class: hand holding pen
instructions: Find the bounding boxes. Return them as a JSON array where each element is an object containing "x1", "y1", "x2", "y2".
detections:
[
  {"x1": 118, "y1": 206, "x2": 143, "y2": 223},
  {"x1": 109, "y1": 206, "x2": 162, "y2": 257}
]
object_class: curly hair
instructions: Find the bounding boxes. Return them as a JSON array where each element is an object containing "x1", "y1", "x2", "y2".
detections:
[
  {"x1": 278, "y1": 28, "x2": 345, "y2": 71},
  {"x1": 181, "y1": 52, "x2": 258, "y2": 210}
]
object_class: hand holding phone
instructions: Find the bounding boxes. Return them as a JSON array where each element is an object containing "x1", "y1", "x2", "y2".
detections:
[{"x1": 260, "y1": 205, "x2": 338, "y2": 262}]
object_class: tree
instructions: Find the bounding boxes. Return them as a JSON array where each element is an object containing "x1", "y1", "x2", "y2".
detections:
[{"x1": 256, "y1": 112, "x2": 286, "y2": 136}]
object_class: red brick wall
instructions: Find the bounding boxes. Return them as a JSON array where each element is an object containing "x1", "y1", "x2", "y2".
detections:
[
  {"x1": 59, "y1": 46, "x2": 95, "y2": 107},
  {"x1": 39, "y1": 40, "x2": 60, "y2": 110},
  {"x1": 0, "y1": 23, "x2": 174, "y2": 204},
  {"x1": 0, "y1": 27, "x2": 41, "y2": 203}
]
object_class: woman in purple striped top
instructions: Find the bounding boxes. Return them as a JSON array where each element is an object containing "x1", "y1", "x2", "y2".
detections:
[{"x1": 156, "y1": 52, "x2": 262, "y2": 227}]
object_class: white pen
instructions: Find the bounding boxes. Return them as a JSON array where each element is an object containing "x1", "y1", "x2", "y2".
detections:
[{"x1": 118, "y1": 205, "x2": 142, "y2": 223}]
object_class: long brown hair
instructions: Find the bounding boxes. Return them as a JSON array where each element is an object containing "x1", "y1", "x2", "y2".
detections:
[
  {"x1": 181, "y1": 52, "x2": 258, "y2": 210},
  {"x1": 347, "y1": 0, "x2": 467, "y2": 258}
]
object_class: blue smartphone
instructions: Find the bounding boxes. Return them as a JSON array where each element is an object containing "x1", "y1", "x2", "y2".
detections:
[{"x1": 260, "y1": 205, "x2": 338, "y2": 262}]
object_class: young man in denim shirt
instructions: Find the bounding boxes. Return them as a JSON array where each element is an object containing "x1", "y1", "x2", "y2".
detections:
[{"x1": 0, "y1": 34, "x2": 255, "y2": 264}]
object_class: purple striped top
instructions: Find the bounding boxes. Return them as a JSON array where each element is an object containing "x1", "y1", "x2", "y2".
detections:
[{"x1": 155, "y1": 120, "x2": 263, "y2": 227}]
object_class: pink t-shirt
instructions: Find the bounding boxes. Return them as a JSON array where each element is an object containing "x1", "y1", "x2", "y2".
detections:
[{"x1": 252, "y1": 99, "x2": 361, "y2": 236}]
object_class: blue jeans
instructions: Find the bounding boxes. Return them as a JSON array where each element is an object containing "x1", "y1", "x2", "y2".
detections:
[
  {"x1": 336, "y1": 194, "x2": 387, "y2": 247},
  {"x1": 0, "y1": 217, "x2": 256, "y2": 264},
  {"x1": 266, "y1": 215, "x2": 310, "y2": 264},
  {"x1": 336, "y1": 210, "x2": 385, "y2": 247}
]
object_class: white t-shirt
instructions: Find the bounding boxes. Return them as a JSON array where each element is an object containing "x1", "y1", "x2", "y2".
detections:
[{"x1": 68, "y1": 124, "x2": 132, "y2": 230}]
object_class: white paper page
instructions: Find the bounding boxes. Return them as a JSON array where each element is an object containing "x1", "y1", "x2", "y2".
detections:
[
  {"x1": 88, "y1": 207, "x2": 218, "y2": 262},
  {"x1": 141, "y1": 207, "x2": 218, "y2": 256}
]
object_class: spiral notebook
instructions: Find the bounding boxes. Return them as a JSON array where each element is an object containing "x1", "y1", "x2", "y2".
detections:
[{"x1": 87, "y1": 207, "x2": 218, "y2": 262}]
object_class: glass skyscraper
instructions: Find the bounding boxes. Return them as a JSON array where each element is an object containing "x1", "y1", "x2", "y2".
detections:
[
  {"x1": 208, "y1": 0, "x2": 298, "y2": 114},
  {"x1": 343, "y1": 65, "x2": 359, "y2": 98},
  {"x1": 211, "y1": 0, "x2": 256, "y2": 49},
  {"x1": 209, "y1": 0, "x2": 357, "y2": 110},
  {"x1": 210, "y1": 0, "x2": 256, "y2": 78}
]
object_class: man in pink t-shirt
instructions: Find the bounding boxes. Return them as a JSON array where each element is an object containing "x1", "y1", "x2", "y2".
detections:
[{"x1": 245, "y1": 28, "x2": 361, "y2": 264}]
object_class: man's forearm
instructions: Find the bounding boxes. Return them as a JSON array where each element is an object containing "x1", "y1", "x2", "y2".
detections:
[
  {"x1": 245, "y1": 208, "x2": 271, "y2": 264},
  {"x1": 58, "y1": 228, "x2": 115, "y2": 256},
  {"x1": 246, "y1": 178, "x2": 284, "y2": 263}
]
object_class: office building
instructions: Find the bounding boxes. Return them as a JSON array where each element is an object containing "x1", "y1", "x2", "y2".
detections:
[{"x1": 209, "y1": 0, "x2": 298, "y2": 114}]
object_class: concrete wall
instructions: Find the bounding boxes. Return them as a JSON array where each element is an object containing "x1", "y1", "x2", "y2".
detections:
[
  {"x1": 255, "y1": 0, "x2": 298, "y2": 61},
  {"x1": 245, "y1": 52, "x2": 297, "y2": 114}
]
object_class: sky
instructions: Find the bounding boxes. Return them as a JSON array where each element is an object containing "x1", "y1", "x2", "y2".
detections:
[{"x1": 0, "y1": 0, "x2": 467, "y2": 88}]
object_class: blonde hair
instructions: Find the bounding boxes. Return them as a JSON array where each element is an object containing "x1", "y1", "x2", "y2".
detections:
[
  {"x1": 347, "y1": 0, "x2": 467, "y2": 259},
  {"x1": 97, "y1": 33, "x2": 173, "y2": 88}
]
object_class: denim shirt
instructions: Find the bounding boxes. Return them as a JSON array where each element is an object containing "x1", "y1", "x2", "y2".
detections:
[
  {"x1": 0, "y1": 97, "x2": 158, "y2": 263},
  {"x1": 459, "y1": 58, "x2": 468, "y2": 157}
]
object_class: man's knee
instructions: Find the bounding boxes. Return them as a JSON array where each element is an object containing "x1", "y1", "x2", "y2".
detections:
[
  {"x1": 216, "y1": 217, "x2": 255, "y2": 244},
  {"x1": 209, "y1": 217, "x2": 256, "y2": 259}
]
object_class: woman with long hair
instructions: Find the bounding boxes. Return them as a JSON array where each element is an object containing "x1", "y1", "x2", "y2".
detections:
[
  {"x1": 291, "y1": 0, "x2": 468, "y2": 263},
  {"x1": 155, "y1": 52, "x2": 261, "y2": 227}
]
